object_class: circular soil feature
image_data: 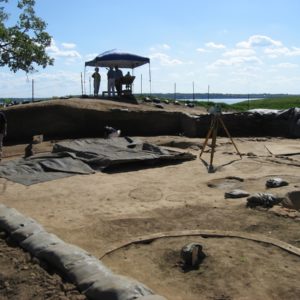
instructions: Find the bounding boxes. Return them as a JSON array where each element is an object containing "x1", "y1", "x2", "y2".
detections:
[
  {"x1": 129, "y1": 187, "x2": 163, "y2": 202},
  {"x1": 169, "y1": 185, "x2": 198, "y2": 193},
  {"x1": 282, "y1": 191, "x2": 300, "y2": 211},
  {"x1": 207, "y1": 176, "x2": 244, "y2": 189},
  {"x1": 102, "y1": 236, "x2": 300, "y2": 300},
  {"x1": 165, "y1": 193, "x2": 199, "y2": 203},
  {"x1": 232, "y1": 161, "x2": 263, "y2": 172}
]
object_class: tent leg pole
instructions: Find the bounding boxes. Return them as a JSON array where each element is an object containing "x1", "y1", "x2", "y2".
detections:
[{"x1": 149, "y1": 63, "x2": 152, "y2": 96}]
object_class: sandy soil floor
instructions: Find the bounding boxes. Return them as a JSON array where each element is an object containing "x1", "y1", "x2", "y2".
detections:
[
  {"x1": 0, "y1": 135, "x2": 300, "y2": 299},
  {"x1": 103, "y1": 236, "x2": 300, "y2": 300}
]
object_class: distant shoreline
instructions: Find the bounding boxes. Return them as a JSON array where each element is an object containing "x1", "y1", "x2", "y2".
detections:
[
  {"x1": 1, "y1": 93, "x2": 299, "y2": 106},
  {"x1": 1, "y1": 93, "x2": 298, "y2": 102},
  {"x1": 177, "y1": 98, "x2": 262, "y2": 104}
]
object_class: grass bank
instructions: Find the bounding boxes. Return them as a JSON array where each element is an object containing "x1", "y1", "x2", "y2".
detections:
[
  {"x1": 137, "y1": 95, "x2": 300, "y2": 112},
  {"x1": 230, "y1": 96, "x2": 300, "y2": 111}
]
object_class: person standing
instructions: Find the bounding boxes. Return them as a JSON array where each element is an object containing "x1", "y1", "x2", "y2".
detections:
[
  {"x1": 107, "y1": 67, "x2": 116, "y2": 97},
  {"x1": 114, "y1": 66, "x2": 123, "y2": 96},
  {"x1": 92, "y1": 67, "x2": 101, "y2": 97},
  {"x1": 124, "y1": 71, "x2": 131, "y2": 90},
  {"x1": 0, "y1": 110, "x2": 7, "y2": 161}
]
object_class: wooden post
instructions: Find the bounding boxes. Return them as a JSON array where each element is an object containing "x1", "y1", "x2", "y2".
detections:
[
  {"x1": 248, "y1": 93, "x2": 250, "y2": 110},
  {"x1": 199, "y1": 119, "x2": 214, "y2": 158},
  {"x1": 32, "y1": 79, "x2": 34, "y2": 102},
  {"x1": 174, "y1": 83, "x2": 176, "y2": 100},
  {"x1": 209, "y1": 117, "x2": 218, "y2": 170},
  {"x1": 208, "y1": 85, "x2": 210, "y2": 103},
  {"x1": 192, "y1": 81, "x2": 195, "y2": 101},
  {"x1": 219, "y1": 117, "x2": 242, "y2": 158},
  {"x1": 80, "y1": 72, "x2": 83, "y2": 96},
  {"x1": 89, "y1": 77, "x2": 91, "y2": 95}
]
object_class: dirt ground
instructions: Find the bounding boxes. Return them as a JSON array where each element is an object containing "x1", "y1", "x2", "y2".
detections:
[
  {"x1": 0, "y1": 134, "x2": 300, "y2": 299},
  {"x1": 0, "y1": 231, "x2": 86, "y2": 300},
  {"x1": 8, "y1": 97, "x2": 208, "y2": 114},
  {"x1": 103, "y1": 236, "x2": 300, "y2": 300}
]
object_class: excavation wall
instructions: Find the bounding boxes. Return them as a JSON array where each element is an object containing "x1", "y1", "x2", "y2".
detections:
[{"x1": 4, "y1": 102, "x2": 300, "y2": 142}]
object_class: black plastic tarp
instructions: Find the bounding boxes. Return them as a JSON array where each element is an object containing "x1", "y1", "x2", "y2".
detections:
[{"x1": 0, "y1": 137, "x2": 195, "y2": 185}]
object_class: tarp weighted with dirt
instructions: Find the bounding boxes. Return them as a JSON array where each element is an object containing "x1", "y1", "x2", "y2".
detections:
[
  {"x1": 0, "y1": 152, "x2": 95, "y2": 185},
  {"x1": 0, "y1": 137, "x2": 196, "y2": 185}
]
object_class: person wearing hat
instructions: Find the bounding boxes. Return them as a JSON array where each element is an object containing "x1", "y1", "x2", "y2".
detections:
[
  {"x1": 92, "y1": 67, "x2": 101, "y2": 97},
  {"x1": 107, "y1": 66, "x2": 116, "y2": 97},
  {"x1": 114, "y1": 66, "x2": 123, "y2": 96}
]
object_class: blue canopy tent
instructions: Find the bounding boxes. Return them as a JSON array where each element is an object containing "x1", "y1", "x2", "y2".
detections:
[{"x1": 84, "y1": 50, "x2": 151, "y2": 95}]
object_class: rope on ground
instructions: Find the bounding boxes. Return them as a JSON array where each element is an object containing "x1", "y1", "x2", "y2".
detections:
[{"x1": 99, "y1": 229, "x2": 300, "y2": 259}]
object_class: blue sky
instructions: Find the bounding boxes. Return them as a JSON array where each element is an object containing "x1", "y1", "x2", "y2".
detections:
[{"x1": 1, "y1": 0, "x2": 300, "y2": 97}]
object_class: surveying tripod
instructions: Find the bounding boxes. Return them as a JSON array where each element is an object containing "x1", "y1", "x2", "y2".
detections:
[{"x1": 199, "y1": 108, "x2": 242, "y2": 172}]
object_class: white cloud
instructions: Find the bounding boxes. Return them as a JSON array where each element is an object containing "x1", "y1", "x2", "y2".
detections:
[
  {"x1": 62, "y1": 43, "x2": 77, "y2": 49},
  {"x1": 85, "y1": 53, "x2": 98, "y2": 60},
  {"x1": 150, "y1": 52, "x2": 183, "y2": 66},
  {"x1": 196, "y1": 48, "x2": 208, "y2": 53},
  {"x1": 206, "y1": 72, "x2": 219, "y2": 78},
  {"x1": 264, "y1": 46, "x2": 290, "y2": 58},
  {"x1": 264, "y1": 46, "x2": 300, "y2": 58},
  {"x1": 162, "y1": 44, "x2": 170, "y2": 50},
  {"x1": 235, "y1": 35, "x2": 300, "y2": 59},
  {"x1": 169, "y1": 72, "x2": 181, "y2": 79},
  {"x1": 0, "y1": 72, "x2": 13, "y2": 79},
  {"x1": 0, "y1": 70, "x2": 84, "y2": 98},
  {"x1": 207, "y1": 56, "x2": 262, "y2": 69},
  {"x1": 34, "y1": 71, "x2": 80, "y2": 82},
  {"x1": 223, "y1": 48, "x2": 256, "y2": 57},
  {"x1": 205, "y1": 42, "x2": 226, "y2": 49},
  {"x1": 230, "y1": 66, "x2": 262, "y2": 78},
  {"x1": 150, "y1": 44, "x2": 171, "y2": 52},
  {"x1": 263, "y1": 75, "x2": 300, "y2": 89},
  {"x1": 237, "y1": 35, "x2": 282, "y2": 48},
  {"x1": 276, "y1": 62, "x2": 298, "y2": 68},
  {"x1": 47, "y1": 39, "x2": 81, "y2": 58},
  {"x1": 289, "y1": 47, "x2": 300, "y2": 56}
]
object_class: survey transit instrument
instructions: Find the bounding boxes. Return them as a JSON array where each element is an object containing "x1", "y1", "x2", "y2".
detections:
[{"x1": 199, "y1": 105, "x2": 242, "y2": 172}]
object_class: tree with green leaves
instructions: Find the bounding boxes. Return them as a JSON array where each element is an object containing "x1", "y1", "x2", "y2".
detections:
[{"x1": 0, "y1": 0, "x2": 54, "y2": 73}]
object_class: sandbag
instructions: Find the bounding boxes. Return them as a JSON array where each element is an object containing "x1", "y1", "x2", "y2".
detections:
[
  {"x1": 0, "y1": 204, "x2": 163, "y2": 299},
  {"x1": 225, "y1": 189, "x2": 250, "y2": 199},
  {"x1": 20, "y1": 230, "x2": 62, "y2": 254},
  {"x1": 84, "y1": 274, "x2": 154, "y2": 300},
  {"x1": 247, "y1": 193, "x2": 283, "y2": 208},
  {"x1": 138, "y1": 296, "x2": 168, "y2": 300},
  {"x1": 36, "y1": 242, "x2": 92, "y2": 274},
  {"x1": 0, "y1": 206, "x2": 34, "y2": 232},
  {"x1": 266, "y1": 177, "x2": 289, "y2": 188},
  {"x1": 11, "y1": 221, "x2": 44, "y2": 243}
]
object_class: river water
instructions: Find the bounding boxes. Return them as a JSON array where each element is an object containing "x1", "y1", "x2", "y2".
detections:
[{"x1": 181, "y1": 98, "x2": 264, "y2": 104}]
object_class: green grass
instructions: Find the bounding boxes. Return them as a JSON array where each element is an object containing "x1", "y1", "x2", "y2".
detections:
[
  {"x1": 202, "y1": 96, "x2": 300, "y2": 111},
  {"x1": 230, "y1": 96, "x2": 300, "y2": 111},
  {"x1": 136, "y1": 95, "x2": 300, "y2": 112}
]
